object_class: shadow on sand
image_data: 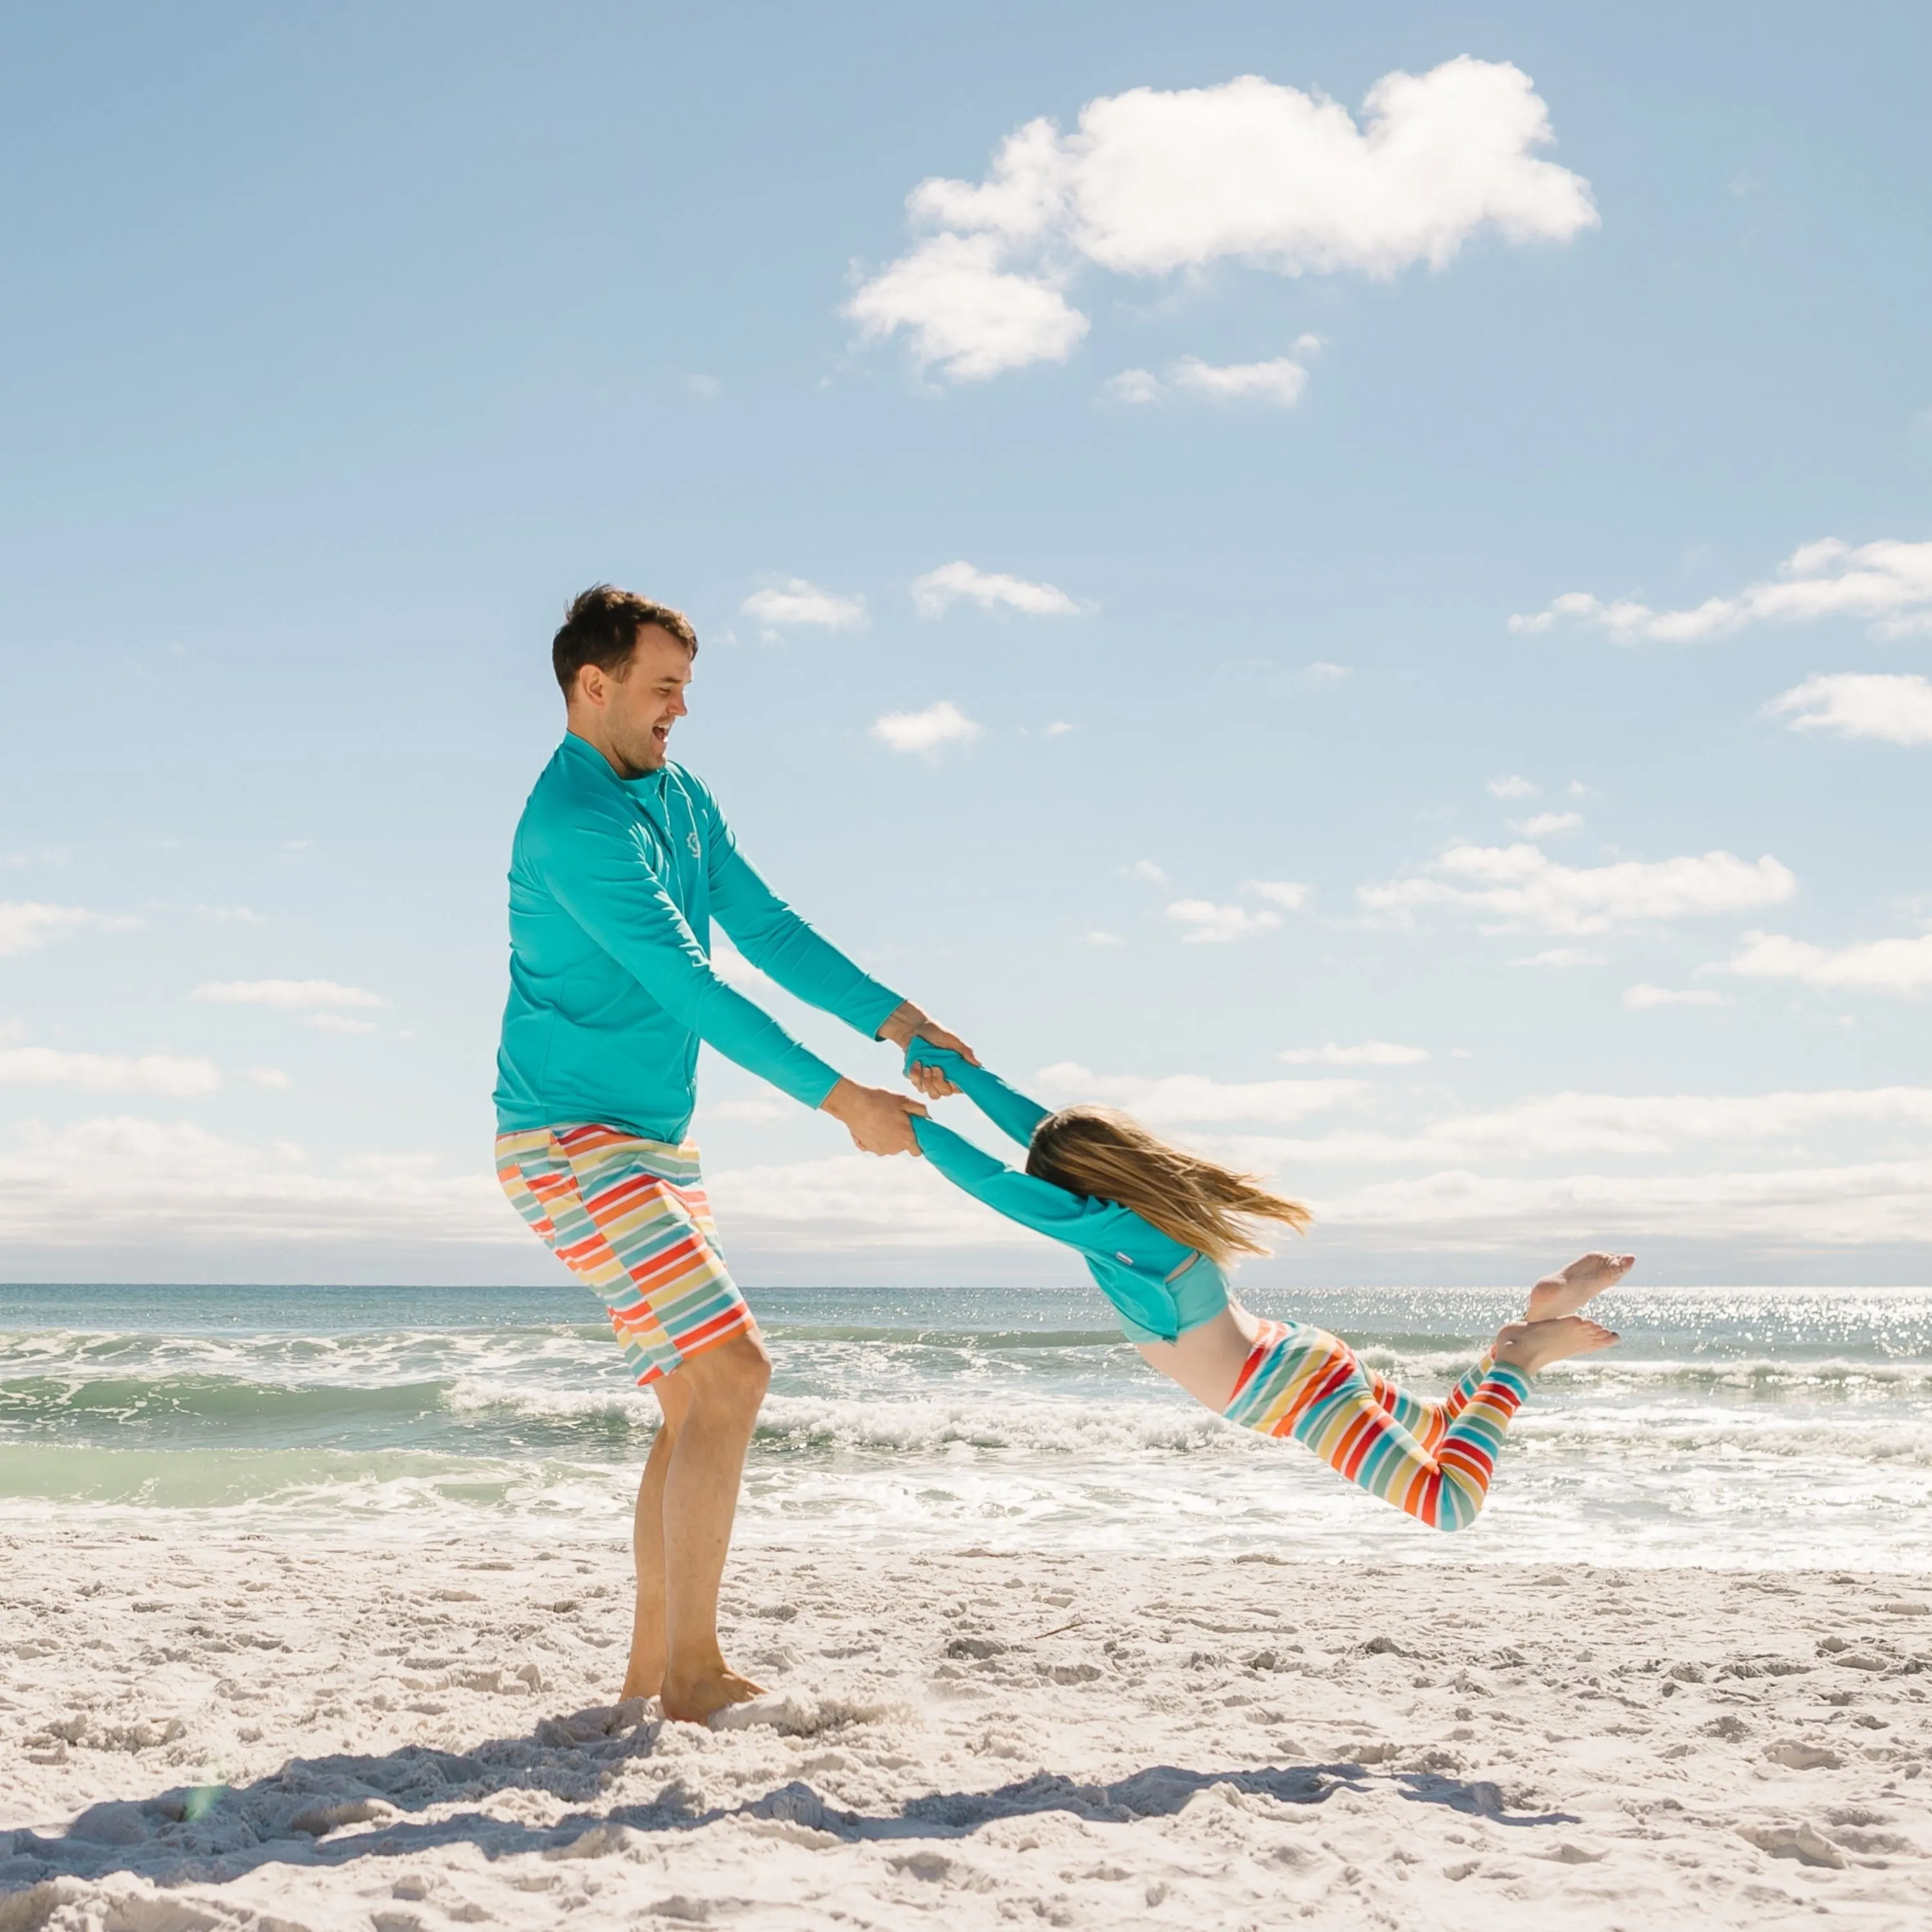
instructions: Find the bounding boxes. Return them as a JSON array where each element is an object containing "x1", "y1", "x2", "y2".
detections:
[{"x1": 3, "y1": 1701, "x2": 1580, "y2": 1892}]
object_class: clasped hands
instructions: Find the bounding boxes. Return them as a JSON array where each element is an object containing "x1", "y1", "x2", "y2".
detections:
[{"x1": 817, "y1": 1001, "x2": 979, "y2": 1158}]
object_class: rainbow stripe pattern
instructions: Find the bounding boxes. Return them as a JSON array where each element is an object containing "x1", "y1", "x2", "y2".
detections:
[
  {"x1": 495, "y1": 1123, "x2": 752, "y2": 1385},
  {"x1": 1224, "y1": 1319, "x2": 1530, "y2": 1532}
]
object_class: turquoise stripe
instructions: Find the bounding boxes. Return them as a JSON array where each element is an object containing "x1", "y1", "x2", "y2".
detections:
[
  {"x1": 1224, "y1": 1333, "x2": 1307, "y2": 1428},
  {"x1": 645, "y1": 1280, "x2": 741, "y2": 1332},
  {"x1": 1486, "y1": 1365, "x2": 1531, "y2": 1404},
  {"x1": 573, "y1": 1142, "x2": 706, "y2": 1191}
]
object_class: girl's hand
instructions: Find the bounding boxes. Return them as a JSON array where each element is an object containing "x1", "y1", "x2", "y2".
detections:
[{"x1": 879, "y1": 1005, "x2": 980, "y2": 1097}]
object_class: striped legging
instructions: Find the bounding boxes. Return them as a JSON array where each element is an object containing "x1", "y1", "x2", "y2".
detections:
[{"x1": 1223, "y1": 1319, "x2": 1531, "y2": 1531}]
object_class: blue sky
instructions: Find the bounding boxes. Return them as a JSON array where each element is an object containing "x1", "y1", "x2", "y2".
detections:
[{"x1": 1, "y1": 1, "x2": 1928, "y2": 1286}]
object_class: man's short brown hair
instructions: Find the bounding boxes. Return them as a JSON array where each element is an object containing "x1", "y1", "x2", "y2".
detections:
[{"x1": 553, "y1": 585, "x2": 698, "y2": 697}]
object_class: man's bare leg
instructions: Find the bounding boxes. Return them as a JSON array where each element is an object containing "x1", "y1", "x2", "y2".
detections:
[
  {"x1": 650, "y1": 1329, "x2": 772, "y2": 1723},
  {"x1": 620, "y1": 1377, "x2": 684, "y2": 1703}
]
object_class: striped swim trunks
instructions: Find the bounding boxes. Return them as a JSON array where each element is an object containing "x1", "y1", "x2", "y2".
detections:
[{"x1": 495, "y1": 1123, "x2": 753, "y2": 1385}]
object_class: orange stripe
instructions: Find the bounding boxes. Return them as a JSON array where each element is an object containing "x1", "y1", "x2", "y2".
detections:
[
  {"x1": 625, "y1": 1236, "x2": 710, "y2": 1290},
  {"x1": 668, "y1": 1306, "x2": 744, "y2": 1351},
  {"x1": 1334, "y1": 1411, "x2": 1383, "y2": 1479},
  {"x1": 610, "y1": 1303, "x2": 668, "y2": 1338},
  {"x1": 1283, "y1": 1354, "x2": 1356, "y2": 1434},
  {"x1": 583, "y1": 1172, "x2": 670, "y2": 1220}
]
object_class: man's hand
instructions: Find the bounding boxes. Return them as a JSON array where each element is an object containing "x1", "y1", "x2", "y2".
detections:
[
  {"x1": 820, "y1": 1077, "x2": 928, "y2": 1157},
  {"x1": 876, "y1": 1001, "x2": 980, "y2": 1099}
]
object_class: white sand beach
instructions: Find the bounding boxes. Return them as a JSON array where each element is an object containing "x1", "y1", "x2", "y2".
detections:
[{"x1": 4, "y1": 1530, "x2": 1928, "y2": 1930}]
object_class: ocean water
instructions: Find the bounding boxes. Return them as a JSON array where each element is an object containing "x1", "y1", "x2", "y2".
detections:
[{"x1": 3, "y1": 1282, "x2": 1929, "y2": 1570}]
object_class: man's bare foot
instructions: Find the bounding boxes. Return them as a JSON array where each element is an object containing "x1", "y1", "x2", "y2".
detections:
[
  {"x1": 620, "y1": 1667, "x2": 661, "y2": 1703},
  {"x1": 660, "y1": 1664, "x2": 764, "y2": 1725},
  {"x1": 1493, "y1": 1316, "x2": 1618, "y2": 1374},
  {"x1": 1526, "y1": 1251, "x2": 1634, "y2": 1322}
]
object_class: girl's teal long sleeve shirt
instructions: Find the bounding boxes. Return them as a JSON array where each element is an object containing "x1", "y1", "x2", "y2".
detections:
[
  {"x1": 494, "y1": 734, "x2": 904, "y2": 1143},
  {"x1": 904, "y1": 1043, "x2": 1229, "y2": 1343}
]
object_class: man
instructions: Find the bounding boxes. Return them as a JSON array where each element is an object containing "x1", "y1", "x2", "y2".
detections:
[{"x1": 494, "y1": 585, "x2": 974, "y2": 1723}]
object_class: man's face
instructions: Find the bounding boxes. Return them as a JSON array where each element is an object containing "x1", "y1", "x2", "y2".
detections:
[{"x1": 582, "y1": 625, "x2": 693, "y2": 776}]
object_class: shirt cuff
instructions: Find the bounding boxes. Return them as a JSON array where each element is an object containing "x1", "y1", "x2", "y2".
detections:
[{"x1": 855, "y1": 981, "x2": 909, "y2": 1040}]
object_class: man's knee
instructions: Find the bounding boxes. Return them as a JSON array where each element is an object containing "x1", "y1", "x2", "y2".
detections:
[
  {"x1": 718, "y1": 1329, "x2": 773, "y2": 1405},
  {"x1": 677, "y1": 1329, "x2": 770, "y2": 1415},
  {"x1": 652, "y1": 1370, "x2": 694, "y2": 1432}
]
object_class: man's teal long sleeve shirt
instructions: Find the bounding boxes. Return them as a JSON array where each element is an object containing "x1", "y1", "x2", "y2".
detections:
[{"x1": 494, "y1": 734, "x2": 904, "y2": 1143}]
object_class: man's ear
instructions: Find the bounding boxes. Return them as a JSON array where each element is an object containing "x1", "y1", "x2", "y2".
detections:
[{"x1": 576, "y1": 663, "x2": 605, "y2": 710}]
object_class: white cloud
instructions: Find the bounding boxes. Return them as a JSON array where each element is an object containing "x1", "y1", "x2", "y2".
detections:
[
  {"x1": 1061, "y1": 64, "x2": 1596, "y2": 276},
  {"x1": 698, "y1": 1087, "x2": 1932, "y2": 1251},
  {"x1": 1170, "y1": 354, "x2": 1310, "y2": 406},
  {"x1": 1514, "y1": 947, "x2": 1604, "y2": 968},
  {"x1": 1767, "y1": 672, "x2": 1932, "y2": 745},
  {"x1": 687, "y1": 374, "x2": 721, "y2": 399},
  {"x1": 1511, "y1": 537, "x2": 1932, "y2": 643},
  {"x1": 709, "y1": 1150, "x2": 1044, "y2": 1250},
  {"x1": 1487, "y1": 774, "x2": 1537, "y2": 799},
  {"x1": 192, "y1": 980, "x2": 386, "y2": 1012},
  {"x1": 1244, "y1": 879, "x2": 1310, "y2": 910},
  {"x1": 708, "y1": 933, "x2": 781, "y2": 998},
  {"x1": 1359, "y1": 842, "x2": 1796, "y2": 935},
  {"x1": 870, "y1": 700, "x2": 981, "y2": 756},
  {"x1": 0, "y1": 1048, "x2": 222, "y2": 1097},
  {"x1": 0, "y1": 1117, "x2": 509, "y2": 1247},
  {"x1": 911, "y1": 560, "x2": 1081, "y2": 618},
  {"x1": 1623, "y1": 983, "x2": 1730, "y2": 1010},
  {"x1": 709, "y1": 1144, "x2": 1932, "y2": 1250},
  {"x1": 704, "y1": 1097, "x2": 789, "y2": 1124},
  {"x1": 851, "y1": 60, "x2": 1595, "y2": 381},
  {"x1": 846, "y1": 231, "x2": 1090, "y2": 381},
  {"x1": 1513, "y1": 811, "x2": 1581, "y2": 837},
  {"x1": 1112, "y1": 352, "x2": 1312, "y2": 406},
  {"x1": 1280, "y1": 1041, "x2": 1430, "y2": 1066},
  {"x1": 1219, "y1": 1084, "x2": 1932, "y2": 1166},
  {"x1": 741, "y1": 578, "x2": 868, "y2": 631},
  {"x1": 248, "y1": 1066, "x2": 293, "y2": 1090},
  {"x1": 1104, "y1": 367, "x2": 1162, "y2": 404},
  {"x1": 1166, "y1": 899, "x2": 1283, "y2": 943},
  {"x1": 1127, "y1": 860, "x2": 1168, "y2": 885},
  {"x1": 1083, "y1": 931, "x2": 1122, "y2": 947},
  {"x1": 1314, "y1": 1156, "x2": 1932, "y2": 1247},
  {"x1": 1034, "y1": 1062, "x2": 1361, "y2": 1126},
  {"x1": 1045, "y1": 721, "x2": 1077, "y2": 737},
  {"x1": 1723, "y1": 929, "x2": 1932, "y2": 997},
  {"x1": 0, "y1": 902, "x2": 140, "y2": 957},
  {"x1": 1307, "y1": 661, "x2": 1350, "y2": 681}
]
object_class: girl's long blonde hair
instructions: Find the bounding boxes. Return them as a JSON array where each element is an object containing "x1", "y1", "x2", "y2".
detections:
[{"x1": 1025, "y1": 1104, "x2": 1311, "y2": 1264}]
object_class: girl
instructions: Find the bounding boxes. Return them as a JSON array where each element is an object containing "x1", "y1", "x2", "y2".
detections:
[{"x1": 904, "y1": 1040, "x2": 1623, "y2": 1532}]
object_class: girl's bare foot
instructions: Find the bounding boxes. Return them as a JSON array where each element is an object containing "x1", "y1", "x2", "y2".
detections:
[
  {"x1": 1526, "y1": 1252, "x2": 1634, "y2": 1321},
  {"x1": 1493, "y1": 1316, "x2": 1618, "y2": 1374}
]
